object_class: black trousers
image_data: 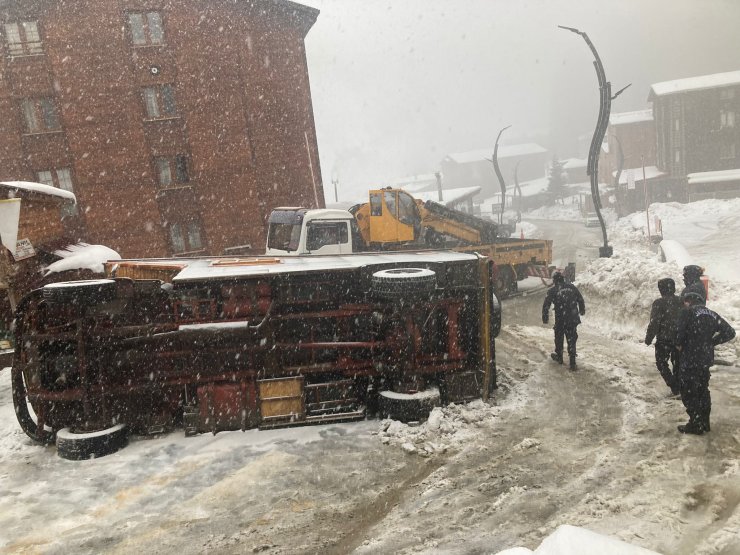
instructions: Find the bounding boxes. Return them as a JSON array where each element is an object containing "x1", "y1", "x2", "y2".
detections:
[
  {"x1": 554, "y1": 322, "x2": 578, "y2": 359},
  {"x1": 679, "y1": 365, "x2": 711, "y2": 431},
  {"x1": 655, "y1": 342, "x2": 680, "y2": 394}
]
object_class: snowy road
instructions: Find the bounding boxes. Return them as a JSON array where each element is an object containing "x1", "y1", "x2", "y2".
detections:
[{"x1": 1, "y1": 215, "x2": 738, "y2": 554}]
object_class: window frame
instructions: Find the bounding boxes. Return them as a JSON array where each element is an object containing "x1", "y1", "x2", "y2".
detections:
[
  {"x1": 155, "y1": 154, "x2": 191, "y2": 188},
  {"x1": 169, "y1": 220, "x2": 205, "y2": 254},
  {"x1": 4, "y1": 21, "x2": 43, "y2": 57},
  {"x1": 142, "y1": 84, "x2": 178, "y2": 120},
  {"x1": 36, "y1": 168, "x2": 77, "y2": 215},
  {"x1": 127, "y1": 11, "x2": 165, "y2": 47},
  {"x1": 21, "y1": 97, "x2": 61, "y2": 134}
]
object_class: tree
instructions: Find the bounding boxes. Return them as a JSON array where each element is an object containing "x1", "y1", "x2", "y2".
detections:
[{"x1": 547, "y1": 158, "x2": 568, "y2": 201}]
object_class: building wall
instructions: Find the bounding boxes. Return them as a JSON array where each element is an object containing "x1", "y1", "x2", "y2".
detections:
[
  {"x1": 441, "y1": 152, "x2": 549, "y2": 200},
  {"x1": 653, "y1": 85, "x2": 740, "y2": 177},
  {"x1": 0, "y1": 0, "x2": 322, "y2": 258},
  {"x1": 603, "y1": 119, "x2": 656, "y2": 180}
]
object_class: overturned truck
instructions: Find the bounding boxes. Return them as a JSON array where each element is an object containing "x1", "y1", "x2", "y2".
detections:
[{"x1": 12, "y1": 251, "x2": 501, "y2": 459}]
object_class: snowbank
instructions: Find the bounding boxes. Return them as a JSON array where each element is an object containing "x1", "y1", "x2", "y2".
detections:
[{"x1": 496, "y1": 525, "x2": 662, "y2": 555}]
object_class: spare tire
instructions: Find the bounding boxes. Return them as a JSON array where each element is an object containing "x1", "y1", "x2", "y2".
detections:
[
  {"x1": 56, "y1": 424, "x2": 128, "y2": 460},
  {"x1": 43, "y1": 279, "x2": 117, "y2": 306},
  {"x1": 371, "y1": 268, "x2": 436, "y2": 300}
]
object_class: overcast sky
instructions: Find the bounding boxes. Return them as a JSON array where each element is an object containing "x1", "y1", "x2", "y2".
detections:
[{"x1": 300, "y1": 0, "x2": 740, "y2": 201}]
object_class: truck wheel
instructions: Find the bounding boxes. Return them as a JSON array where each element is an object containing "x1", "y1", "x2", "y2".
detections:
[
  {"x1": 56, "y1": 424, "x2": 128, "y2": 460},
  {"x1": 11, "y1": 365, "x2": 56, "y2": 445},
  {"x1": 43, "y1": 279, "x2": 117, "y2": 305},
  {"x1": 378, "y1": 387, "x2": 440, "y2": 422},
  {"x1": 371, "y1": 268, "x2": 436, "y2": 299}
]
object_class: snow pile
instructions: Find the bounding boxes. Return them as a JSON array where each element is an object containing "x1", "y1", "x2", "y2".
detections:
[
  {"x1": 376, "y1": 400, "x2": 499, "y2": 456},
  {"x1": 43, "y1": 243, "x2": 121, "y2": 275},
  {"x1": 496, "y1": 524, "x2": 662, "y2": 555},
  {"x1": 577, "y1": 200, "x2": 740, "y2": 361}
]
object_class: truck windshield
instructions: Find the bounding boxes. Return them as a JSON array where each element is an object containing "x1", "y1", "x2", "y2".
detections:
[{"x1": 268, "y1": 222, "x2": 302, "y2": 251}]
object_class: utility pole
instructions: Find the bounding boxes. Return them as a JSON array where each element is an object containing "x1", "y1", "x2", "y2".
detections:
[
  {"x1": 559, "y1": 25, "x2": 630, "y2": 258},
  {"x1": 331, "y1": 178, "x2": 339, "y2": 203}
]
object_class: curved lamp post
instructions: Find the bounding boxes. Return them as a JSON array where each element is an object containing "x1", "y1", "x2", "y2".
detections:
[
  {"x1": 559, "y1": 25, "x2": 629, "y2": 258},
  {"x1": 487, "y1": 125, "x2": 511, "y2": 226}
]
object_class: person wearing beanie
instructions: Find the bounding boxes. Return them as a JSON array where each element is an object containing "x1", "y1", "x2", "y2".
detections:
[
  {"x1": 680, "y1": 265, "x2": 706, "y2": 305},
  {"x1": 645, "y1": 278, "x2": 683, "y2": 396},
  {"x1": 542, "y1": 270, "x2": 585, "y2": 370},
  {"x1": 675, "y1": 291, "x2": 735, "y2": 435}
]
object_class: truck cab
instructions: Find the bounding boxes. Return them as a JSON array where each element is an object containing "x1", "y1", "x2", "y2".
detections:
[{"x1": 266, "y1": 207, "x2": 359, "y2": 256}]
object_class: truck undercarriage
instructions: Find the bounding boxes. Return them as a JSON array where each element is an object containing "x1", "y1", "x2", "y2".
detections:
[{"x1": 12, "y1": 252, "x2": 500, "y2": 459}]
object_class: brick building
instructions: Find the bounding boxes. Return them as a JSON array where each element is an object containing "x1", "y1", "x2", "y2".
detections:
[{"x1": 0, "y1": 0, "x2": 323, "y2": 258}]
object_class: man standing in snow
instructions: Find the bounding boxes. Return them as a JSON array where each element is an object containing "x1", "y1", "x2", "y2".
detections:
[
  {"x1": 680, "y1": 265, "x2": 706, "y2": 305},
  {"x1": 675, "y1": 291, "x2": 735, "y2": 435},
  {"x1": 645, "y1": 278, "x2": 683, "y2": 396},
  {"x1": 542, "y1": 271, "x2": 585, "y2": 370}
]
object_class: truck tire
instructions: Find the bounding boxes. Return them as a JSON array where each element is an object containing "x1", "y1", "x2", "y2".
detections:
[
  {"x1": 371, "y1": 268, "x2": 436, "y2": 300},
  {"x1": 11, "y1": 365, "x2": 56, "y2": 445},
  {"x1": 378, "y1": 387, "x2": 440, "y2": 422},
  {"x1": 56, "y1": 424, "x2": 128, "y2": 460},
  {"x1": 43, "y1": 279, "x2": 117, "y2": 306}
]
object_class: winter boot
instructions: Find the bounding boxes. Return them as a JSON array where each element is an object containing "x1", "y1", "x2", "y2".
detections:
[
  {"x1": 677, "y1": 423, "x2": 704, "y2": 435},
  {"x1": 569, "y1": 355, "x2": 577, "y2": 371},
  {"x1": 550, "y1": 352, "x2": 563, "y2": 364}
]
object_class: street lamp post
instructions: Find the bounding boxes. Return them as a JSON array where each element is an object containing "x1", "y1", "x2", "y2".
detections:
[{"x1": 559, "y1": 25, "x2": 630, "y2": 258}]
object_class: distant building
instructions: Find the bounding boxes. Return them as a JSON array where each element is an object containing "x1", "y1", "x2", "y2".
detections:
[
  {"x1": 440, "y1": 143, "x2": 548, "y2": 200},
  {"x1": 649, "y1": 70, "x2": 740, "y2": 200},
  {"x1": 0, "y1": 0, "x2": 322, "y2": 258}
]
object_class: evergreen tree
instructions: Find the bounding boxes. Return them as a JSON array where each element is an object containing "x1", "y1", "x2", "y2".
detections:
[{"x1": 547, "y1": 158, "x2": 567, "y2": 201}]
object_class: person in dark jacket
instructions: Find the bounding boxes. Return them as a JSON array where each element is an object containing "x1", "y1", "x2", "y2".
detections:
[
  {"x1": 675, "y1": 291, "x2": 735, "y2": 435},
  {"x1": 645, "y1": 278, "x2": 683, "y2": 396},
  {"x1": 680, "y1": 265, "x2": 706, "y2": 305},
  {"x1": 542, "y1": 271, "x2": 586, "y2": 370}
]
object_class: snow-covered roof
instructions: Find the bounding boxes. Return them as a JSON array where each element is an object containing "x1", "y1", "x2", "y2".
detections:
[
  {"x1": 410, "y1": 186, "x2": 480, "y2": 205},
  {"x1": 609, "y1": 109, "x2": 653, "y2": 126},
  {"x1": 0, "y1": 181, "x2": 76, "y2": 202},
  {"x1": 445, "y1": 143, "x2": 547, "y2": 164},
  {"x1": 649, "y1": 69, "x2": 740, "y2": 98},
  {"x1": 614, "y1": 166, "x2": 666, "y2": 185},
  {"x1": 562, "y1": 158, "x2": 587, "y2": 169},
  {"x1": 687, "y1": 168, "x2": 740, "y2": 185}
]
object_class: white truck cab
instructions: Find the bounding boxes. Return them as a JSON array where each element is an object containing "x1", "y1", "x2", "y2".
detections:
[{"x1": 265, "y1": 207, "x2": 358, "y2": 256}]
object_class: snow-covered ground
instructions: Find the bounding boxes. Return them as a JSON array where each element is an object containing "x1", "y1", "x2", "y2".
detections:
[{"x1": 0, "y1": 199, "x2": 738, "y2": 554}]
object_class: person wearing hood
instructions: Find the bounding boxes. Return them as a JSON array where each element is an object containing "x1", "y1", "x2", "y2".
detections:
[
  {"x1": 675, "y1": 291, "x2": 736, "y2": 435},
  {"x1": 645, "y1": 278, "x2": 683, "y2": 396},
  {"x1": 680, "y1": 265, "x2": 706, "y2": 305},
  {"x1": 542, "y1": 271, "x2": 585, "y2": 370}
]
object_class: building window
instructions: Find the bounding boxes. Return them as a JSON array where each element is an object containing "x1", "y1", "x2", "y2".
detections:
[
  {"x1": 156, "y1": 155, "x2": 190, "y2": 187},
  {"x1": 674, "y1": 119, "x2": 680, "y2": 132},
  {"x1": 143, "y1": 85, "x2": 177, "y2": 119},
  {"x1": 127, "y1": 12, "x2": 164, "y2": 46},
  {"x1": 21, "y1": 97, "x2": 60, "y2": 133},
  {"x1": 169, "y1": 221, "x2": 204, "y2": 253},
  {"x1": 674, "y1": 149, "x2": 681, "y2": 163},
  {"x1": 720, "y1": 88, "x2": 736, "y2": 101},
  {"x1": 720, "y1": 142, "x2": 737, "y2": 160},
  {"x1": 4, "y1": 21, "x2": 43, "y2": 56},
  {"x1": 37, "y1": 168, "x2": 77, "y2": 215},
  {"x1": 720, "y1": 110, "x2": 735, "y2": 129}
]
